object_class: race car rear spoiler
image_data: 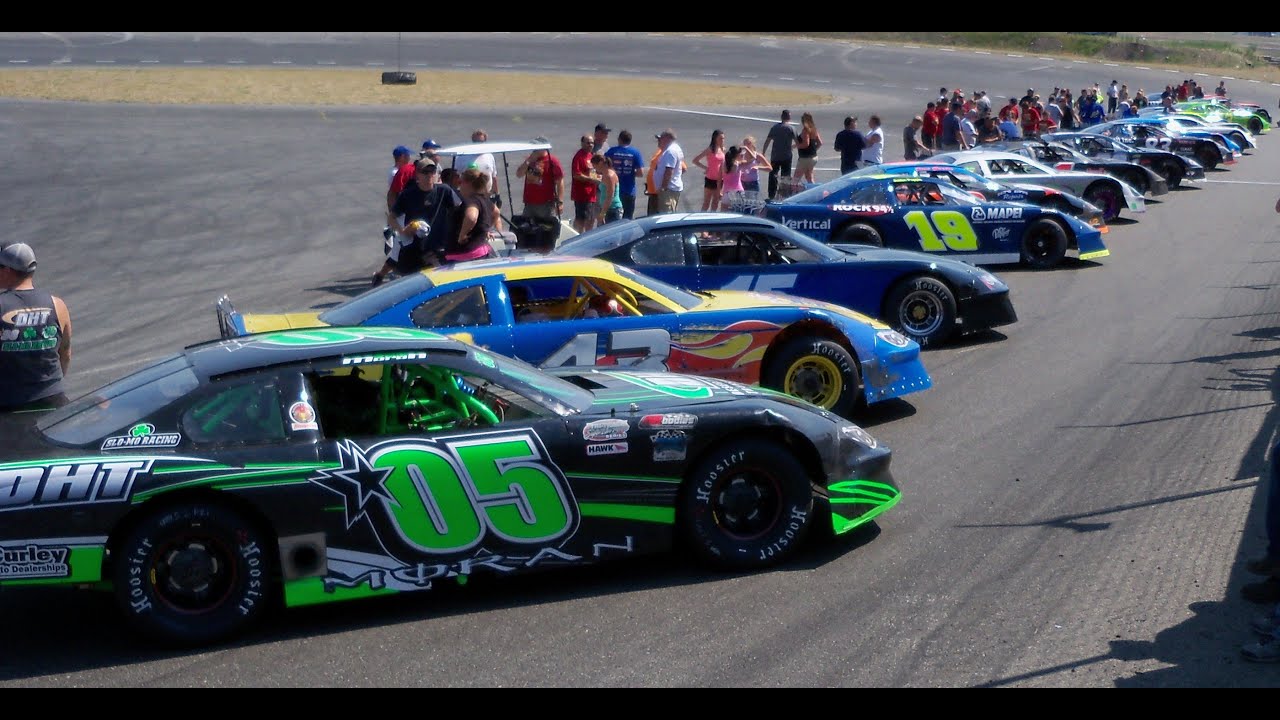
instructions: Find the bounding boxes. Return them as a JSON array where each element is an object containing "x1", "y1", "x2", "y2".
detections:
[{"x1": 215, "y1": 295, "x2": 245, "y2": 339}]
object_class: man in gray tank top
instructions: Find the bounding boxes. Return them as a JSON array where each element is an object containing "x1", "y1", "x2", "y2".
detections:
[{"x1": 0, "y1": 243, "x2": 73, "y2": 411}]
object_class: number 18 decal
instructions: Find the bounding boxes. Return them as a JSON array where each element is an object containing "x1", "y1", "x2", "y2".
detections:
[{"x1": 903, "y1": 210, "x2": 979, "y2": 252}]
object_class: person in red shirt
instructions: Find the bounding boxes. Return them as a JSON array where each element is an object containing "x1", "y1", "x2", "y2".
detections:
[
  {"x1": 1020, "y1": 100, "x2": 1042, "y2": 140},
  {"x1": 569, "y1": 134, "x2": 600, "y2": 233},
  {"x1": 921, "y1": 102, "x2": 940, "y2": 152},
  {"x1": 516, "y1": 140, "x2": 565, "y2": 224},
  {"x1": 999, "y1": 98, "x2": 1020, "y2": 123}
]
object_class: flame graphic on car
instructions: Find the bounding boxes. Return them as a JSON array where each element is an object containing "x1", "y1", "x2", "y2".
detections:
[{"x1": 669, "y1": 320, "x2": 780, "y2": 382}]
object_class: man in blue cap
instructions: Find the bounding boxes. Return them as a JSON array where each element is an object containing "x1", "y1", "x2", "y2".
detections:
[{"x1": 420, "y1": 138, "x2": 442, "y2": 163}]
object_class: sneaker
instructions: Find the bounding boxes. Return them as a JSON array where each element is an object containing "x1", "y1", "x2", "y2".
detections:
[
  {"x1": 1242, "y1": 636, "x2": 1280, "y2": 663},
  {"x1": 371, "y1": 273, "x2": 384, "y2": 288},
  {"x1": 1247, "y1": 555, "x2": 1280, "y2": 577},
  {"x1": 1242, "y1": 578, "x2": 1280, "y2": 604}
]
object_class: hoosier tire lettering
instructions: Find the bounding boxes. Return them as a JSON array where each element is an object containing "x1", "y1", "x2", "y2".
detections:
[
  {"x1": 113, "y1": 502, "x2": 276, "y2": 646},
  {"x1": 679, "y1": 440, "x2": 815, "y2": 570}
]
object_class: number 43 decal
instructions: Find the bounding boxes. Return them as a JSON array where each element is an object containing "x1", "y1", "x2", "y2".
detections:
[
  {"x1": 903, "y1": 210, "x2": 979, "y2": 251},
  {"x1": 542, "y1": 329, "x2": 671, "y2": 369}
]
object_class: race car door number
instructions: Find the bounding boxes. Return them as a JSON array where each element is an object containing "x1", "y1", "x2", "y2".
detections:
[
  {"x1": 542, "y1": 329, "x2": 671, "y2": 369},
  {"x1": 903, "y1": 210, "x2": 979, "y2": 251}
]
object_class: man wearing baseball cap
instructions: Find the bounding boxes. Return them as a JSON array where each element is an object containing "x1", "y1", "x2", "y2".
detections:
[{"x1": 0, "y1": 243, "x2": 72, "y2": 412}]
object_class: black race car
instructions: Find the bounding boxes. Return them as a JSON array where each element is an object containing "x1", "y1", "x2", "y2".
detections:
[
  {"x1": 0, "y1": 327, "x2": 896, "y2": 645},
  {"x1": 987, "y1": 140, "x2": 1169, "y2": 197},
  {"x1": 1042, "y1": 132, "x2": 1206, "y2": 188},
  {"x1": 1084, "y1": 121, "x2": 1229, "y2": 172}
]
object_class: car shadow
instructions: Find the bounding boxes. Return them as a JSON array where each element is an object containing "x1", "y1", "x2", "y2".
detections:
[
  {"x1": 983, "y1": 257, "x2": 1104, "y2": 274},
  {"x1": 1170, "y1": 184, "x2": 1201, "y2": 192},
  {"x1": 0, "y1": 523, "x2": 883, "y2": 680},
  {"x1": 1108, "y1": 216, "x2": 1140, "y2": 226},
  {"x1": 306, "y1": 276, "x2": 376, "y2": 302},
  {"x1": 856, "y1": 397, "x2": 917, "y2": 428},
  {"x1": 945, "y1": 329, "x2": 1008, "y2": 350}
]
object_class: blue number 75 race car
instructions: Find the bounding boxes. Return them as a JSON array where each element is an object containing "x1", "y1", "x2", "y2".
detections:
[
  {"x1": 218, "y1": 257, "x2": 932, "y2": 418},
  {"x1": 0, "y1": 328, "x2": 898, "y2": 645},
  {"x1": 762, "y1": 174, "x2": 1108, "y2": 269}
]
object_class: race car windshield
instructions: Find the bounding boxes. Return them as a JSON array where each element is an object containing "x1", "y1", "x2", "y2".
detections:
[
  {"x1": 553, "y1": 220, "x2": 645, "y2": 256},
  {"x1": 320, "y1": 273, "x2": 436, "y2": 326},
  {"x1": 610, "y1": 265, "x2": 702, "y2": 310},
  {"x1": 38, "y1": 355, "x2": 200, "y2": 446}
]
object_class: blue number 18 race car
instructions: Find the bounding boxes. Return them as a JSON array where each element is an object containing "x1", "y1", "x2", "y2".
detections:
[
  {"x1": 763, "y1": 174, "x2": 1108, "y2": 269},
  {"x1": 0, "y1": 328, "x2": 898, "y2": 645}
]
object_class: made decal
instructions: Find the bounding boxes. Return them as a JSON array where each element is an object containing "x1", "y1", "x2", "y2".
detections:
[
  {"x1": 342, "y1": 351, "x2": 429, "y2": 366},
  {"x1": 0, "y1": 459, "x2": 155, "y2": 512},
  {"x1": 321, "y1": 536, "x2": 636, "y2": 593},
  {"x1": 583, "y1": 419, "x2": 629, "y2": 442},
  {"x1": 970, "y1": 206, "x2": 1023, "y2": 222},
  {"x1": 289, "y1": 401, "x2": 319, "y2": 431},
  {"x1": 311, "y1": 431, "x2": 579, "y2": 562},
  {"x1": 638, "y1": 413, "x2": 698, "y2": 430},
  {"x1": 0, "y1": 306, "x2": 58, "y2": 352},
  {"x1": 0, "y1": 543, "x2": 70, "y2": 579},
  {"x1": 101, "y1": 423, "x2": 182, "y2": 451},
  {"x1": 831, "y1": 204, "x2": 892, "y2": 214},
  {"x1": 651, "y1": 430, "x2": 688, "y2": 462},
  {"x1": 586, "y1": 442, "x2": 629, "y2": 457},
  {"x1": 782, "y1": 217, "x2": 831, "y2": 232}
]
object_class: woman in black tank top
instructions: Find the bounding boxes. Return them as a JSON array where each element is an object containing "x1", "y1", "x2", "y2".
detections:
[{"x1": 448, "y1": 168, "x2": 496, "y2": 263}]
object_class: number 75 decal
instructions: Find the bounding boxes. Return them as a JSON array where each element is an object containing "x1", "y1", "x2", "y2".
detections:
[{"x1": 903, "y1": 210, "x2": 979, "y2": 251}]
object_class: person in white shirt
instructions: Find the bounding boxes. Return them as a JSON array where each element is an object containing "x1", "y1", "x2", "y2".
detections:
[
  {"x1": 960, "y1": 110, "x2": 978, "y2": 148},
  {"x1": 656, "y1": 128, "x2": 685, "y2": 214},
  {"x1": 862, "y1": 115, "x2": 885, "y2": 166},
  {"x1": 453, "y1": 128, "x2": 503, "y2": 231}
]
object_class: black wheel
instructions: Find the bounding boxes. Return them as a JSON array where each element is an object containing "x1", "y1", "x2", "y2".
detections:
[
  {"x1": 1020, "y1": 218, "x2": 1068, "y2": 269},
  {"x1": 1195, "y1": 145, "x2": 1219, "y2": 171},
  {"x1": 1249, "y1": 117, "x2": 1264, "y2": 135},
  {"x1": 883, "y1": 275, "x2": 958, "y2": 347},
  {"x1": 1159, "y1": 160, "x2": 1184, "y2": 188},
  {"x1": 114, "y1": 502, "x2": 274, "y2": 646},
  {"x1": 834, "y1": 222, "x2": 883, "y2": 247},
  {"x1": 763, "y1": 336, "x2": 862, "y2": 417},
  {"x1": 1083, "y1": 181, "x2": 1123, "y2": 222},
  {"x1": 679, "y1": 439, "x2": 816, "y2": 570}
]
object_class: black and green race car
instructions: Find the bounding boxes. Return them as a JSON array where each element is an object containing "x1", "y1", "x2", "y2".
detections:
[{"x1": 0, "y1": 327, "x2": 898, "y2": 645}]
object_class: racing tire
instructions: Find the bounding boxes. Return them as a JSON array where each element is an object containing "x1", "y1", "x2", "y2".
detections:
[
  {"x1": 763, "y1": 336, "x2": 862, "y2": 418},
  {"x1": 1020, "y1": 218, "x2": 1068, "y2": 269},
  {"x1": 679, "y1": 439, "x2": 816, "y2": 571},
  {"x1": 1195, "y1": 146, "x2": 1219, "y2": 171},
  {"x1": 114, "y1": 502, "x2": 275, "y2": 646},
  {"x1": 883, "y1": 275, "x2": 958, "y2": 348},
  {"x1": 834, "y1": 222, "x2": 884, "y2": 247},
  {"x1": 1082, "y1": 181, "x2": 1123, "y2": 222},
  {"x1": 1249, "y1": 117, "x2": 1264, "y2": 136},
  {"x1": 1159, "y1": 161, "x2": 1184, "y2": 188}
]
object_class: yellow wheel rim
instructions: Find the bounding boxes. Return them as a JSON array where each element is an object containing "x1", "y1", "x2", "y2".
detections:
[{"x1": 783, "y1": 354, "x2": 843, "y2": 409}]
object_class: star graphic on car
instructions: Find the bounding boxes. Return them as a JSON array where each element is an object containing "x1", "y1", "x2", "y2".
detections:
[{"x1": 311, "y1": 440, "x2": 395, "y2": 529}]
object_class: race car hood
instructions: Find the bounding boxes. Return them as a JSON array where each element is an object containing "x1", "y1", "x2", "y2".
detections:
[
  {"x1": 240, "y1": 311, "x2": 326, "y2": 334},
  {"x1": 695, "y1": 290, "x2": 887, "y2": 328},
  {"x1": 554, "y1": 367, "x2": 832, "y2": 415}
]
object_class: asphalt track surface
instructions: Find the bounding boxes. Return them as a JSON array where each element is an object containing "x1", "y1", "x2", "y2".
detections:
[{"x1": 3, "y1": 33, "x2": 1280, "y2": 687}]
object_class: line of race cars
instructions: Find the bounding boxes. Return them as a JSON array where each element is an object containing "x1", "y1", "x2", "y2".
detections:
[{"x1": 0, "y1": 97, "x2": 1263, "y2": 646}]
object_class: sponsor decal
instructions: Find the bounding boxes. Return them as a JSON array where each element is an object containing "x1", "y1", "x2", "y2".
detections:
[
  {"x1": 0, "y1": 544, "x2": 71, "y2": 579},
  {"x1": 782, "y1": 217, "x2": 831, "y2": 231},
  {"x1": 970, "y1": 206, "x2": 1023, "y2": 222},
  {"x1": 225, "y1": 327, "x2": 447, "y2": 352},
  {"x1": 289, "y1": 401, "x2": 319, "y2": 431},
  {"x1": 586, "y1": 442, "x2": 629, "y2": 457},
  {"x1": 997, "y1": 190, "x2": 1028, "y2": 201},
  {"x1": 341, "y1": 351, "x2": 429, "y2": 366},
  {"x1": 0, "y1": 459, "x2": 154, "y2": 511},
  {"x1": 832, "y1": 204, "x2": 893, "y2": 214},
  {"x1": 101, "y1": 423, "x2": 182, "y2": 451},
  {"x1": 991, "y1": 227, "x2": 1011, "y2": 241},
  {"x1": 0, "y1": 306, "x2": 58, "y2": 351},
  {"x1": 473, "y1": 351, "x2": 496, "y2": 369},
  {"x1": 652, "y1": 430, "x2": 688, "y2": 462},
  {"x1": 583, "y1": 419, "x2": 629, "y2": 442},
  {"x1": 877, "y1": 329, "x2": 912, "y2": 348},
  {"x1": 321, "y1": 537, "x2": 634, "y2": 594},
  {"x1": 638, "y1": 413, "x2": 698, "y2": 430}
]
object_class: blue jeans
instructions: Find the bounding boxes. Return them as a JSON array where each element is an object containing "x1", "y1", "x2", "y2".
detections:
[
  {"x1": 621, "y1": 194, "x2": 637, "y2": 220},
  {"x1": 1267, "y1": 442, "x2": 1280, "y2": 559}
]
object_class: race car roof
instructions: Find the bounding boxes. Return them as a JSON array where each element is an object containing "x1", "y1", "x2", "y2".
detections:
[{"x1": 184, "y1": 328, "x2": 469, "y2": 379}]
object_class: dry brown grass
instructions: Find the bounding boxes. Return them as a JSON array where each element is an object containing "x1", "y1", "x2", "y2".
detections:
[{"x1": 0, "y1": 68, "x2": 832, "y2": 107}]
